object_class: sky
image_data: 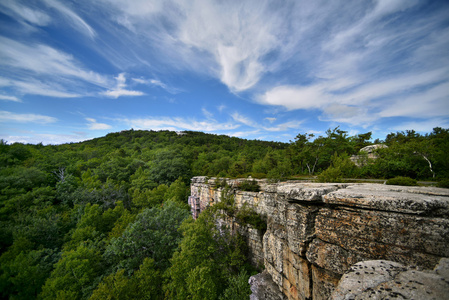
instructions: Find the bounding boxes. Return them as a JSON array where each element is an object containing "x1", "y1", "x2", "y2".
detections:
[{"x1": 0, "y1": 0, "x2": 448, "y2": 145}]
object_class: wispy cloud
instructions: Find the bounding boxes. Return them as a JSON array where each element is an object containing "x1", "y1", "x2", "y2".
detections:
[
  {"x1": 0, "y1": 110, "x2": 57, "y2": 124},
  {"x1": 86, "y1": 118, "x2": 112, "y2": 130},
  {"x1": 102, "y1": 0, "x2": 296, "y2": 92},
  {"x1": 1, "y1": 132, "x2": 89, "y2": 145},
  {"x1": 3, "y1": 79, "x2": 81, "y2": 98},
  {"x1": 43, "y1": 0, "x2": 96, "y2": 38},
  {"x1": 103, "y1": 73, "x2": 144, "y2": 98},
  {"x1": 105, "y1": 0, "x2": 449, "y2": 128},
  {"x1": 391, "y1": 118, "x2": 449, "y2": 133},
  {"x1": 0, "y1": 0, "x2": 52, "y2": 27},
  {"x1": 231, "y1": 112, "x2": 258, "y2": 128},
  {"x1": 0, "y1": 37, "x2": 110, "y2": 98},
  {"x1": 264, "y1": 120, "x2": 303, "y2": 132},
  {"x1": 231, "y1": 111, "x2": 303, "y2": 132},
  {"x1": 202, "y1": 108, "x2": 214, "y2": 120},
  {"x1": 132, "y1": 77, "x2": 182, "y2": 94},
  {"x1": 0, "y1": 94, "x2": 21, "y2": 102},
  {"x1": 0, "y1": 37, "x2": 107, "y2": 84},
  {"x1": 119, "y1": 116, "x2": 240, "y2": 132}
]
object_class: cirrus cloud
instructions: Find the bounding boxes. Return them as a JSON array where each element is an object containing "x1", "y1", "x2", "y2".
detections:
[{"x1": 0, "y1": 110, "x2": 57, "y2": 124}]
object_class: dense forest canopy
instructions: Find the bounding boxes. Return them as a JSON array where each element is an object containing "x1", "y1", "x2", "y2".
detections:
[{"x1": 1, "y1": 128, "x2": 448, "y2": 299}]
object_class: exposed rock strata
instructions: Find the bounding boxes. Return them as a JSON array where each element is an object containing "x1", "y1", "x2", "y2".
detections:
[{"x1": 188, "y1": 177, "x2": 449, "y2": 300}]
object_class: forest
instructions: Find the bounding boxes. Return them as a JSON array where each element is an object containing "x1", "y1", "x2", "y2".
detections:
[{"x1": 1, "y1": 127, "x2": 448, "y2": 299}]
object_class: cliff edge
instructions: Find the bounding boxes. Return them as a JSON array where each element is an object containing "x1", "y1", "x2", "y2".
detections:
[{"x1": 188, "y1": 177, "x2": 449, "y2": 299}]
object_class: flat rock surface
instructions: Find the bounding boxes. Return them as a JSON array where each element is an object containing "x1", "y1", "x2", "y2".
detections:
[
  {"x1": 330, "y1": 259, "x2": 449, "y2": 300},
  {"x1": 323, "y1": 184, "x2": 449, "y2": 216}
]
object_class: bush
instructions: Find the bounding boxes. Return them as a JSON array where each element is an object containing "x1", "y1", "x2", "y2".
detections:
[
  {"x1": 214, "y1": 178, "x2": 228, "y2": 188},
  {"x1": 317, "y1": 167, "x2": 342, "y2": 183},
  {"x1": 238, "y1": 180, "x2": 260, "y2": 192},
  {"x1": 235, "y1": 204, "x2": 266, "y2": 231},
  {"x1": 437, "y1": 179, "x2": 449, "y2": 188},
  {"x1": 385, "y1": 176, "x2": 418, "y2": 186}
]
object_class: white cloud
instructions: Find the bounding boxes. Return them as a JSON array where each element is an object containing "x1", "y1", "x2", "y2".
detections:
[
  {"x1": 1, "y1": 132, "x2": 89, "y2": 145},
  {"x1": 202, "y1": 108, "x2": 214, "y2": 120},
  {"x1": 319, "y1": 104, "x2": 377, "y2": 127},
  {"x1": 119, "y1": 116, "x2": 240, "y2": 132},
  {"x1": 0, "y1": 37, "x2": 97, "y2": 80},
  {"x1": 0, "y1": 94, "x2": 21, "y2": 102},
  {"x1": 99, "y1": 0, "x2": 449, "y2": 112},
  {"x1": 231, "y1": 111, "x2": 303, "y2": 132},
  {"x1": 0, "y1": 0, "x2": 52, "y2": 26},
  {"x1": 132, "y1": 77, "x2": 182, "y2": 94},
  {"x1": 264, "y1": 117, "x2": 276, "y2": 123},
  {"x1": 103, "y1": 73, "x2": 144, "y2": 98},
  {"x1": 43, "y1": 0, "x2": 96, "y2": 38},
  {"x1": 0, "y1": 111, "x2": 57, "y2": 124},
  {"x1": 103, "y1": 90, "x2": 144, "y2": 98},
  {"x1": 226, "y1": 129, "x2": 261, "y2": 138},
  {"x1": 102, "y1": 0, "x2": 294, "y2": 92},
  {"x1": 341, "y1": 69, "x2": 449, "y2": 105},
  {"x1": 0, "y1": 37, "x2": 109, "y2": 97},
  {"x1": 391, "y1": 118, "x2": 449, "y2": 133},
  {"x1": 217, "y1": 105, "x2": 226, "y2": 113},
  {"x1": 378, "y1": 81, "x2": 449, "y2": 118},
  {"x1": 231, "y1": 112, "x2": 258, "y2": 128},
  {"x1": 6, "y1": 79, "x2": 81, "y2": 98},
  {"x1": 257, "y1": 85, "x2": 329, "y2": 110},
  {"x1": 86, "y1": 118, "x2": 112, "y2": 130},
  {"x1": 256, "y1": 68, "x2": 449, "y2": 127},
  {"x1": 263, "y1": 120, "x2": 303, "y2": 132}
]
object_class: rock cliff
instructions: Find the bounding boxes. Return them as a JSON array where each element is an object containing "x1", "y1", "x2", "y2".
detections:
[{"x1": 188, "y1": 177, "x2": 449, "y2": 299}]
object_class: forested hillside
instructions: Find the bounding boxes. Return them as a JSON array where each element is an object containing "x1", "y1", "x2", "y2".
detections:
[{"x1": 1, "y1": 128, "x2": 448, "y2": 299}]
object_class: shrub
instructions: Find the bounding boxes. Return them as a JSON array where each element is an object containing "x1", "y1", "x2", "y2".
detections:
[
  {"x1": 385, "y1": 176, "x2": 418, "y2": 186},
  {"x1": 317, "y1": 167, "x2": 342, "y2": 183},
  {"x1": 238, "y1": 180, "x2": 260, "y2": 192},
  {"x1": 235, "y1": 204, "x2": 266, "y2": 232},
  {"x1": 437, "y1": 179, "x2": 449, "y2": 188},
  {"x1": 214, "y1": 178, "x2": 228, "y2": 188}
]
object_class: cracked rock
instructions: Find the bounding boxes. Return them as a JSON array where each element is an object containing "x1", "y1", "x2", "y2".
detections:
[{"x1": 330, "y1": 259, "x2": 449, "y2": 300}]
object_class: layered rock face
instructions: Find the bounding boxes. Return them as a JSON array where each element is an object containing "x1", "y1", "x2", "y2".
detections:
[{"x1": 188, "y1": 177, "x2": 449, "y2": 300}]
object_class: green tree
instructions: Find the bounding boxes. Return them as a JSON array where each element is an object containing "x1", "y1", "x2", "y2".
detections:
[
  {"x1": 105, "y1": 201, "x2": 190, "y2": 272},
  {"x1": 165, "y1": 209, "x2": 247, "y2": 299},
  {"x1": 148, "y1": 149, "x2": 190, "y2": 185},
  {"x1": 0, "y1": 248, "x2": 59, "y2": 299},
  {"x1": 40, "y1": 244, "x2": 104, "y2": 299},
  {"x1": 89, "y1": 258, "x2": 163, "y2": 300}
]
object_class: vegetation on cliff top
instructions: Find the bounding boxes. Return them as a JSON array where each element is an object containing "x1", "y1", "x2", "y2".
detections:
[{"x1": 0, "y1": 127, "x2": 448, "y2": 299}]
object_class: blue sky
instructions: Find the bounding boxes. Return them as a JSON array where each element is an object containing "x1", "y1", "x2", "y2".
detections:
[{"x1": 0, "y1": 0, "x2": 448, "y2": 144}]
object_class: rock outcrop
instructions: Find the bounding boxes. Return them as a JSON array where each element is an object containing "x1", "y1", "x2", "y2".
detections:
[
  {"x1": 330, "y1": 258, "x2": 449, "y2": 300},
  {"x1": 350, "y1": 144, "x2": 388, "y2": 166},
  {"x1": 188, "y1": 177, "x2": 449, "y2": 299}
]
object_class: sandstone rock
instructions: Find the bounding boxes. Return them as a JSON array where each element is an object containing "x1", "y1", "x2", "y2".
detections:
[
  {"x1": 350, "y1": 144, "x2": 388, "y2": 166},
  {"x1": 434, "y1": 257, "x2": 449, "y2": 280},
  {"x1": 323, "y1": 184, "x2": 449, "y2": 216},
  {"x1": 359, "y1": 144, "x2": 388, "y2": 153},
  {"x1": 189, "y1": 178, "x2": 449, "y2": 300},
  {"x1": 330, "y1": 259, "x2": 449, "y2": 300},
  {"x1": 249, "y1": 271, "x2": 285, "y2": 300},
  {"x1": 276, "y1": 183, "x2": 346, "y2": 203}
]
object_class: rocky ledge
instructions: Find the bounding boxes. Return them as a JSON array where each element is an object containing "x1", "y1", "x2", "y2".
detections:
[
  {"x1": 330, "y1": 258, "x2": 449, "y2": 300},
  {"x1": 189, "y1": 177, "x2": 449, "y2": 299}
]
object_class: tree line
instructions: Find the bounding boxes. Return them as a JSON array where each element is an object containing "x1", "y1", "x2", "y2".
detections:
[{"x1": 0, "y1": 127, "x2": 447, "y2": 299}]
